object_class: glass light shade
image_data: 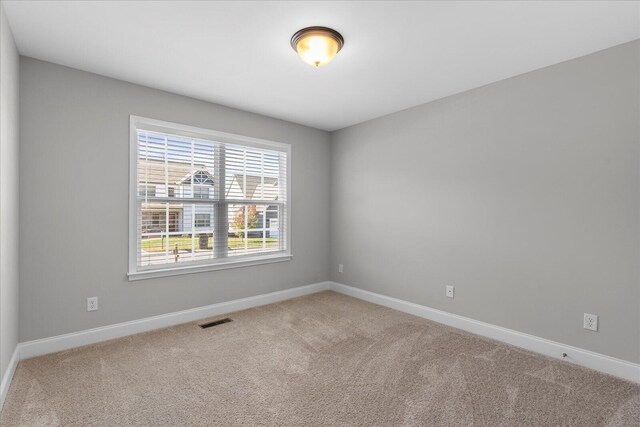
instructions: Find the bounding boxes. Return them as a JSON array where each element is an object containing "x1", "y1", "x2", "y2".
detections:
[{"x1": 291, "y1": 27, "x2": 344, "y2": 67}]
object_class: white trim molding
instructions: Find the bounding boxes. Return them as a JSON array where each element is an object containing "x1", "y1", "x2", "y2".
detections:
[
  {"x1": 329, "y1": 282, "x2": 640, "y2": 383},
  {"x1": 20, "y1": 282, "x2": 330, "y2": 360},
  {"x1": 0, "y1": 345, "x2": 19, "y2": 410}
]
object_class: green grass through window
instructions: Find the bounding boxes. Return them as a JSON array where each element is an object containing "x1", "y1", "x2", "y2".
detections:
[{"x1": 141, "y1": 235, "x2": 278, "y2": 252}]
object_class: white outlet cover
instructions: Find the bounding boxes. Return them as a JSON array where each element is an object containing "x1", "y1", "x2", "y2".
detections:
[
  {"x1": 446, "y1": 285, "x2": 454, "y2": 298},
  {"x1": 338, "y1": 264, "x2": 344, "y2": 273},
  {"x1": 87, "y1": 297, "x2": 98, "y2": 312},
  {"x1": 583, "y1": 313, "x2": 598, "y2": 331}
]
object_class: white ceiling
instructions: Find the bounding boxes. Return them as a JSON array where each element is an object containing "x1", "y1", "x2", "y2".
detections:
[{"x1": 3, "y1": 1, "x2": 639, "y2": 131}]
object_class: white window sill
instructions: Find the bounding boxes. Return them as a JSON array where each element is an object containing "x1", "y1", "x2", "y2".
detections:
[{"x1": 128, "y1": 253, "x2": 292, "y2": 281}]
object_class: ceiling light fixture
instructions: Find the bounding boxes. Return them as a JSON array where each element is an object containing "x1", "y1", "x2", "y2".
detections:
[{"x1": 291, "y1": 26, "x2": 344, "y2": 67}]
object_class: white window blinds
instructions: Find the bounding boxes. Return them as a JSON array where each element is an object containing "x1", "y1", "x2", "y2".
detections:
[{"x1": 129, "y1": 116, "x2": 290, "y2": 279}]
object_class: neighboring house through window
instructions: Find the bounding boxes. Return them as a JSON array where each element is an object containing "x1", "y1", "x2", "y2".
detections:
[{"x1": 129, "y1": 116, "x2": 291, "y2": 280}]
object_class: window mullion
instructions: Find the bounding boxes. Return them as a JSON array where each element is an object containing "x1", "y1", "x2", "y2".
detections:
[
  {"x1": 243, "y1": 150, "x2": 248, "y2": 254},
  {"x1": 261, "y1": 152, "x2": 266, "y2": 250},
  {"x1": 164, "y1": 135, "x2": 170, "y2": 263},
  {"x1": 191, "y1": 203, "x2": 195, "y2": 262},
  {"x1": 260, "y1": 151, "x2": 265, "y2": 200},
  {"x1": 278, "y1": 151, "x2": 286, "y2": 251},
  {"x1": 244, "y1": 205, "x2": 248, "y2": 253},
  {"x1": 215, "y1": 143, "x2": 228, "y2": 258},
  {"x1": 144, "y1": 132, "x2": 149, "y2": 203},
  {"x1": 165, "y1": 203, "x2": 170, "y2": 263},
  {"x1": 191, "y1": 139, "x2": 195, "y2": 262}
]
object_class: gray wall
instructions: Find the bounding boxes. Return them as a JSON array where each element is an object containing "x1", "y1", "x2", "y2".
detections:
[
  {"x1": 330, "y1": 41, "x2": 639, "y2": 363},
  {"x1": 19, "y1": 58, "x2": 331, "y2": 342},
  {"x1": 0, "y1": 4, "x2": 20, "y2": 382}
]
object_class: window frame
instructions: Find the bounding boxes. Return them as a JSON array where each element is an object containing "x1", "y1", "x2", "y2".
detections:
[{"x1": 128, "y1": 115, "x2": 292, "y2": 281}]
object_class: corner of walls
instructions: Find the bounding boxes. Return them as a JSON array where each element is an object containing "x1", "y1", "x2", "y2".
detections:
[
  {"x1": 0, "y1": 346, "x2": 18, "y2": 410},
  {"x1": 0, "y1": 2, "x2": 21, "y2": 409},
  {"x1": 328, "y1": 130, "x2": 337, "y2": 283}
]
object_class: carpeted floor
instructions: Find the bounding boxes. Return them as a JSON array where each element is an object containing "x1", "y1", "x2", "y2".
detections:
[{"x1": 1, "y1": 291, "x2": 638, "y2": 426}]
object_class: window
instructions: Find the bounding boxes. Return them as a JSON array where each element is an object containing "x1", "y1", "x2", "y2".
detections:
[
  {"x1": 129, "y1": 116, "x2": 291, "y2": 280},
  {"x1": 194, "y1": 186, "x2": 209, "y2": 199},
  {"x1": 195, "y1": 214, "x2": 211, "y2": 228},
  {"x1": 138, "y1": 185, "x2": 156, "y2": 198}
]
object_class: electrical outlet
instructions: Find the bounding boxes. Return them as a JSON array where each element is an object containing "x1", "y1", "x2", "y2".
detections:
[
  {"x1": 87, "y1": 297, "x2": 98, "y2": 312},
  {"x1": 446, "y1": 285, "x2": 454, "y2": 298},
  {"x1": 338, "y1": 264, "x2": 344, "y2": 273},
  {"x1": 583, "y1": 313, "x2": 598, "y2": 331}
]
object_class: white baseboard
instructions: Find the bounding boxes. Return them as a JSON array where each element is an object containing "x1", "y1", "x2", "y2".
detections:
[
  {"x1": 11, "y1": 279, "x2": 638, "y2": 391},
  {"x1": 0, "y1": 345, "x2": 19, "y2": 410},
  {"x1": 19, "y1": 281, "x2": 331, "y2": 360},
  {"x1": 329, "y1": 282, "x2": 640, "y2": 383}
]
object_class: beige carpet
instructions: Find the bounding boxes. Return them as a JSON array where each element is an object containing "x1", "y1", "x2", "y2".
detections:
[{"x1": 1, "y1": 291, "x2": 638, "y2": 426}]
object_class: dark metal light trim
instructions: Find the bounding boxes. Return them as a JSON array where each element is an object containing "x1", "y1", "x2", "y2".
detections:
[{"x1": 290, "y1": 26, "x2": 345, "y2": 52}]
